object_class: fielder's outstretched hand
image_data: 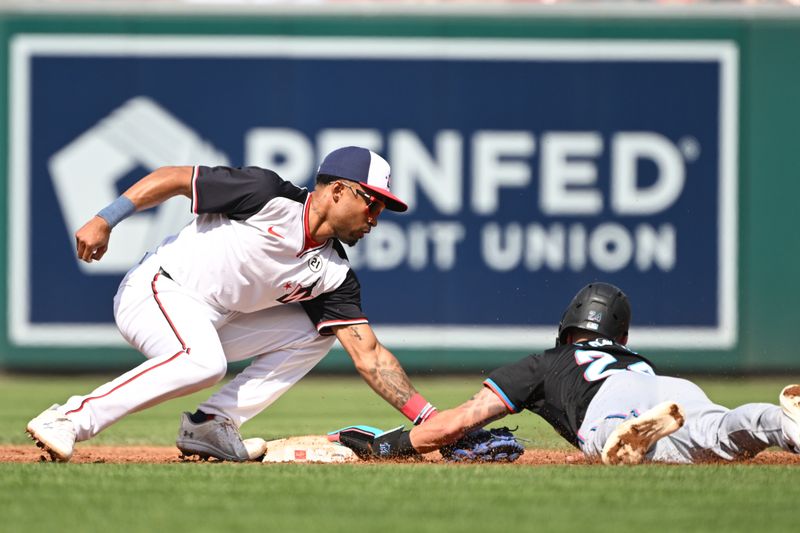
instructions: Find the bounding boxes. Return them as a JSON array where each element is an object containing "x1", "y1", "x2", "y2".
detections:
[
  {"x1": 440, "y1": 427, "x2": 525, "y2": 462},
  {"x1": 75, "y1": 216, "x2": 111, "y2": 263}
]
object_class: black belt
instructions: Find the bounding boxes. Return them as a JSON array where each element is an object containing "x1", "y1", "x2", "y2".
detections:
[{"x1": 158, "y1": 267, "x2": 174, "y2": 281}]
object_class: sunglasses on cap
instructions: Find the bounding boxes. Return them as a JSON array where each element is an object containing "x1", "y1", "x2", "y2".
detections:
[{"x1": 339, "y1": 181, "x2": 385, "y2": 218}]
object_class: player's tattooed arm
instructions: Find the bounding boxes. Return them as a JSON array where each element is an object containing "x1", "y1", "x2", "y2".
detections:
[
  {"x1": 408, "y1": 388, "x2": 509, "y2": 453},
  {"x1": 334, "y1": 324, "x2": 416, "y2": 409}
]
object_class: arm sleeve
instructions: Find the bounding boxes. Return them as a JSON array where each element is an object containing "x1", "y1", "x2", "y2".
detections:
[
  {"x1": 300, "y1": 269, "x2": 368, "y2": 335},
  {"x1": 191, "y1": 165, "x2": 306, "y2": 220},
  {"x1": 483, "y1": 354, "x2": 547, "y2": 413}
]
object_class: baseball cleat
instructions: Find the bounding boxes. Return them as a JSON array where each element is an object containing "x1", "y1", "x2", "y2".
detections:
[
  {"x1": 601, "y1": 402, "x2": 685, "y2": 465},
  {"x1": 779, "y1": 384, "x2": 800, "y2": 453},
  {"x1": 26, "y1": 404, "x2": 77, "y2": 462},
  {"x1": 176, "y1": 412, "x2": 258, "y2": 461}
]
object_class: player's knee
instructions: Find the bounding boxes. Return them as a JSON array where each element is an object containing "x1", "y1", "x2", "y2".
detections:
[
  {"x1": 209, "y1": 366, "x2": 227, "y2": 385},
  {"x1": 207, "y1": 359, "x2": 228, "y2": 383},
  {"x1": 189, "y1": 352, "x2": 228, "y2": 385}
]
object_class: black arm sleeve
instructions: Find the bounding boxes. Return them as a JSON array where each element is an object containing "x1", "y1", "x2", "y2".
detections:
[
  {"x1": 300, "y1": 269, "x2": 368, "y2": 335},
  {"x1": 192, "y1": 166, "x2": 306, "y2": 220}
]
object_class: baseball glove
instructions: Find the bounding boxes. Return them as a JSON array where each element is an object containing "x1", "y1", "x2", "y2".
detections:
[{"x1": 440, "y1": 426, "x2": 525, "y2": 462}]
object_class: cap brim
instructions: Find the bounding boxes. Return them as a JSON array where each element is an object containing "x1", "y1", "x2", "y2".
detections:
[{"x1": 360, "y1": 183, "x2": 408, "y2": 212}]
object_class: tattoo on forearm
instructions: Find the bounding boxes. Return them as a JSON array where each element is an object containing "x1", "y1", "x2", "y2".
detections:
[
  {"x1": 367, "y1": 355, "x2": 414, "y2": 407},
  {"x1": 462, "y1": 395, "x2": 506, "y2": 431}
]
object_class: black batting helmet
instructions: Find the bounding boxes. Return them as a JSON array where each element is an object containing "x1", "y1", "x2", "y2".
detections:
[{"x1": 556, "y1": 282, "x2": 631, "y2": 346}]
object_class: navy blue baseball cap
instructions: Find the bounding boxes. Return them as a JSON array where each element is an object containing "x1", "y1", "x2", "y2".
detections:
[{"x1": 317, "y1": 146, "x2": 408, "y2": 212}]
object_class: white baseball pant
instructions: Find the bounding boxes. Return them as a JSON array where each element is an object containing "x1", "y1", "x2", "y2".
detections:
[{"x1": 57, "y1": 253, "x2": 335, "y2": 441}]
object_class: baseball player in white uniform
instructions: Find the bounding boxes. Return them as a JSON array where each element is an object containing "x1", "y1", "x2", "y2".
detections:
[{"x1": 26, "y1": 146, "x2": 438, "y2": 462}]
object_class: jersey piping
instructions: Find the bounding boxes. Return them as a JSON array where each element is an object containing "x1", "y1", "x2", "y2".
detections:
[
  {"x1": 315, "y1": 317, "x2": 369, "y2": 335},
  {"x1": 299, "y1": 192, "x2": 327, "y2": 257},
  {"x1": 190, "y1": 165, "x2": 201, "y2": 214},
  {"x1": 483, "y1": 378, "x2": 520, "y2": 413}
]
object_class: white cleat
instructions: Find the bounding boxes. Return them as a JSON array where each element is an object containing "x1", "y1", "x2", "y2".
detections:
[
  {"x1": 176, "y1": 412, "x2": 261, "y2": 462},
  {"x1": 26, "y1": 404, "x2": 77, "y2": 462},
  {"x1": 779, "y1": 384, "x2": 800, "y2": 453},
  {"x1": 601, "y1": 402, "x2": 685, "y2": 465}
]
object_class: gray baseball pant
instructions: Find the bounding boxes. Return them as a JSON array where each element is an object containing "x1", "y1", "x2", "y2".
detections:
[{"x1": 577, "y1": 371, "x2": 790, "y2": 463}]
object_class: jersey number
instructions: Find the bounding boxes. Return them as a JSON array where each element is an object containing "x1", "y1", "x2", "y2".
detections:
[{"x1": 574, "y1": 350, "x2": 655, "y2": 382}]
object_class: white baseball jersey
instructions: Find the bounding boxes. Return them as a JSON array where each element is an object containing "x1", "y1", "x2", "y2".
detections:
[
  {"x1": 55, "y1": 164, "x2": 373, "y2": 443},
  {"x1": 154, "y1": 165, "x2": 367, "y2": 335}
]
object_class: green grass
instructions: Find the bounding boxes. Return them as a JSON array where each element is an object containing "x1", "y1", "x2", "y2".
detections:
[
  {"x1": 1, "y1": 462, "x2": 797, "y2": 533},
  {"x1": 1, "y1": 373, "x2": 798, "y2": 532}
]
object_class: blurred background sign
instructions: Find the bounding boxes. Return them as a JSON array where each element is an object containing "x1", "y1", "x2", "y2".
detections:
[
  {"x1": 8, "y1": 36, "x2": 737, "y2": 351},
  {"x1": 1, "y1": 5, "x2": 798, "y2": 372}
]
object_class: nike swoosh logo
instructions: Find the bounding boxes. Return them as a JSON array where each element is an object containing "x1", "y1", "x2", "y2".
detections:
[{"x1": 267, "y1": 226, "x2": 285, "y2": 239}]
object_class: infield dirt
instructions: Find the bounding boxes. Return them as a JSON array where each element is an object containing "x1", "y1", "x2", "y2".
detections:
[{"x1": 2, "y1": 445, "x2": 799, "y2": 465}]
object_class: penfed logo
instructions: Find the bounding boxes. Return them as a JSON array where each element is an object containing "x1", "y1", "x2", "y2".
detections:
[
  {"x1": 244, "y1": 127, "x2": 699, "y2": 274},
  {"x1": 48, "y1": 96, "x2": 700, "y2": 275}
]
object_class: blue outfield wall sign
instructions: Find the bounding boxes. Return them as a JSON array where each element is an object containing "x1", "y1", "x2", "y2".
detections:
[{"x1": 8, "y1": 35, "x2": 739, "y2": 350}]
